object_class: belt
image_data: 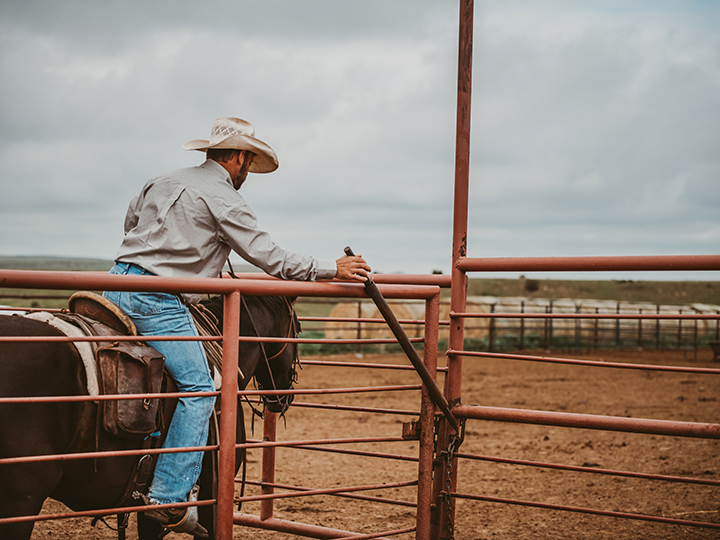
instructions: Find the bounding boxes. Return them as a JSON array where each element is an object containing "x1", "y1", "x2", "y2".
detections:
[{"x1": 115, "y1": 261, "x2": 156, "y2": 276}]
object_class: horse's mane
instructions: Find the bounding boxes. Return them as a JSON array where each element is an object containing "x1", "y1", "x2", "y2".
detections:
[
  {"x1": 247, "y1": 296, "x2": 300, "y2": 334},
  {"x1": 245, "y1": 295, "x2": 294, "y2": 314}
]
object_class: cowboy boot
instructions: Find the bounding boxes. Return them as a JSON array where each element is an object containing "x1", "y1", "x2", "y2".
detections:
[{"x1": 136, "y1": 485, "x2": 209, "y2": 538}]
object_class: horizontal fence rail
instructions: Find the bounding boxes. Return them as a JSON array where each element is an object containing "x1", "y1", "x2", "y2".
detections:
[
  {"x1": 450, "y1": 349, "x2": 720, "y2": 374},
  {"x1": 0, "y1": 268, "x2": 441, "y2": 299},
  {"x1": 450, "y1": 492, "x2": 720, "y2": 530},
  {"x1": 242, "y1": 480, "x2": 419, "y2": 507},
  {"x1": 456, "y1": 254, "x2": 720, "y2": 273},
  {"x1": 453, "y1": 312, "x2": 720, "y2": 320},
  {"x1": 452, "y1": 404, "x2": 720, "y2": 439},
  {"x1": 454, "y1": 452, "x2": 720, "y2": 486}
]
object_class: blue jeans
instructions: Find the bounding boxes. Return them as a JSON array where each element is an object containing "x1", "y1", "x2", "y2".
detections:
[{"x1": 104, "y1": 262, "x2": 216, "y2": 504}]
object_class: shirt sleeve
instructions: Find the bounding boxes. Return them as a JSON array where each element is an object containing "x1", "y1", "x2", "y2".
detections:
[
  {"x1": 123, "y1": 194, "x2": 141, "y2": 234},
  {"x1": 218, "y1": 201, "x2": 336, "y2": 281}
]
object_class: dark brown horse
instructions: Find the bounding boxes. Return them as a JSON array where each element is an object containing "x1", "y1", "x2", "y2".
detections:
[{"x1": 0, "y1": 294, "x2": 299, "y2": 540}]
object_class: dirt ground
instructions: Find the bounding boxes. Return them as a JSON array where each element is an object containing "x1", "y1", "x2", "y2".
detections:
[{"x1": 34, "y1": 348, "x2": 719, "y2": 539}]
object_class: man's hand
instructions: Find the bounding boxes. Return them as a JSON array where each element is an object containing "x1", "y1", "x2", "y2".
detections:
[{"x1": 335, "y1": 255, "x2": 372, "y2": 282}]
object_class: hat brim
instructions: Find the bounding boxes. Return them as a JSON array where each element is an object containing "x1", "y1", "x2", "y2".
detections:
[{"x1": 182, "y1": 134, "x2": 279, "y2": 174}]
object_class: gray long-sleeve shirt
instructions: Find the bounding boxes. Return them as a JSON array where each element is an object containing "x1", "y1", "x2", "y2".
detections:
[{"x1": 116, "y1": 159, "x2": 336, "y2": 303}]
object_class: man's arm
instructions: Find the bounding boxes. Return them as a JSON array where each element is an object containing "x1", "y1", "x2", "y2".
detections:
[{"x1": 123, "y1": 194, "x2": 141, "y2": 234}]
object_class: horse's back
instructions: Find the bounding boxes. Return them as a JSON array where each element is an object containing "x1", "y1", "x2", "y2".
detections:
[
  {"x1": 0, "y1": 315, "x2": 86, "y2": 398},
  {"x1": 0, "y1": 314, "x2": 86, "y2": 458},
  {"x1": 0, "y1": 315, "x2": 88, "y2": 538}
]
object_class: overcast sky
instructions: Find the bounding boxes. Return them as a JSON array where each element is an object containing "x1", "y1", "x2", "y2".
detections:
[{"x1": 1, "y1": 1, "x2": 718, "y2": 281}]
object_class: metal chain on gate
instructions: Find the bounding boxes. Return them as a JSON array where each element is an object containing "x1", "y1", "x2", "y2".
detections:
[
  {"x1": 443, "y1": 434, "x2": 458, "y2": 540},
  {"x1": 441, "y1": 419, "x2": 465, "y2": 540}
]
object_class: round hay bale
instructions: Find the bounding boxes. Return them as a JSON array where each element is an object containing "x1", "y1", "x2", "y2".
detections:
[
  {"x1": 379, "y1": 300, "x2": 426, "y2": 339},
  {"x1": 325, "y1": 302, "x2": 377, "y2": 340},
  {"x1": 325, "y1": 300, "x2": 428, "y2": 342},
  {"x1": 362, "y1": 301, "x2": 424, "y2": 340}
]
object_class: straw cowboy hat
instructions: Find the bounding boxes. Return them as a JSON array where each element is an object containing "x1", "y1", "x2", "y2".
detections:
[{"x1": 182, "y1": 117, "x2": 279, "y2": 173}]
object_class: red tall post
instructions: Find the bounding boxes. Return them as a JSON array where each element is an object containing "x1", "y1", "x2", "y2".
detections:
[
  {"x1": 260, "y1": 411, "x2": 278, "y2": 520},
  {"x1": 217, "y1": 290, "x2": 241, "y2": 540},
  {"x1": 434, "y1": 0, "x2": 474, "y2": 538},
  {"x1": 417, "y1": 294, "x2": 441, "y2": 540},
  {"x1": 449, "y1": 0, "x2": 473, "y2": 406}
]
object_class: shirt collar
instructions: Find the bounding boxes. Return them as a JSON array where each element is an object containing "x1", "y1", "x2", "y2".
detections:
[{"x1": 200, "y1": 159, "x2": 234, "y2": 188}]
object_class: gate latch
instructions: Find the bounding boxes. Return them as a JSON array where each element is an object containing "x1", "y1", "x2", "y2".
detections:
[{"x1": 401, "y1": 421, "x2": 421, "y2": 440}]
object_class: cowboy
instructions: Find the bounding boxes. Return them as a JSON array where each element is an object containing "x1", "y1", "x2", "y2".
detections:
[{"x1": 104, "y1": 117, "x2": 370, "y2": 536}]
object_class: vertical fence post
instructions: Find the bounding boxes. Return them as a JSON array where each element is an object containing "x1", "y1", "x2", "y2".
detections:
[
  {"x1": 575, "y1": 303, "x2": 582, "y2": 351},
  {"x1": 447, "y1": 0, "x2": 473, "y2": 412},
  {"x1": 655, "y1": 305, "x2": 661, "y2": 349},
  {"x1": 260, "y1": 412, "x2": 277, "y2": 520},
  {"x1": 417, "y1": 294, "x2": 440, "y2": 540},
  {"x1": 678, "y1": 310, "x2": 683, "y2": 349},
  {"x1": 693, "y1": 312, "x2": 698, "y2": 362},
  {"x1": 356, "y1": 300, "x2": 362, "y2": 356},
  {"x1": 520, "y1": 300, "x2": 525, "y2": 350},
  {"x1": 489, "y1": 303, "x2": 496, "y2": 352},
  {"x1": 441, "y1": 0, "x2": 474, "y2": 536},
  {"x1": 448, "y1": 0, "x2": 474, "y2": 408},
  {"x1": 593, "y1": 307, "x2": 599, "y2": 350},
  {"x1": 217, "y1": 289, "x2": 241, "y2": 540},
  {"x1": 548, "y1": 301, "x2": 554, "y2": 349}
]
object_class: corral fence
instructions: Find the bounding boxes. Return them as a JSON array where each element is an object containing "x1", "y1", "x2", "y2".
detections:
[
  {"x1": 1, "y1": 262, "x2": 719, "y2": 540},
  {"x1": 0, "y1": 269, "x2": 447, "y2": 540}
]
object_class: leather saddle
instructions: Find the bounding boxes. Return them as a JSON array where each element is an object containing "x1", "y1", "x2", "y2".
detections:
[
  {"x1": 68, "y1": 291, "x2": 137, "y2": 336},
  {"x1": 64, "y1": 291, "x2": 165, "y2": 439}
]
